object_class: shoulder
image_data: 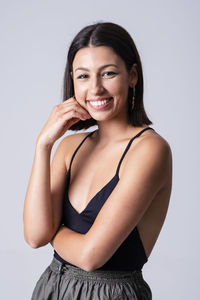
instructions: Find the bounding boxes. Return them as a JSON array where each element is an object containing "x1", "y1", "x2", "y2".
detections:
[
  {"x1": 122, "y1": 131, "x2": 172, "y2": 190},
  {"x1": 131, "y1": 129, "x2": 172, "y2": 161},
  {"x1": 58, "y1": 131, "x2": 90, "y2": 149},
  {"x1": 54, "y1": 131, "x2": 93, "y2": 169}
]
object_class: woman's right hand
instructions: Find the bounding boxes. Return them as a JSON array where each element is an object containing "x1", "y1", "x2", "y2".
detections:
[{"x1": 37, "y1": 97, "x2": 91, "y2": 147}]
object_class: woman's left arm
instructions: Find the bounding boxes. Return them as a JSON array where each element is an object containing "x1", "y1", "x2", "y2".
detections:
[{"x1": 51, "y1": 137, "x2": 172, "y2": 271}]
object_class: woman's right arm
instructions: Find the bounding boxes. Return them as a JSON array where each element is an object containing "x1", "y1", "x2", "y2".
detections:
[{"x1": 23, "y1": 97, "x2": 91, "y2": 248}]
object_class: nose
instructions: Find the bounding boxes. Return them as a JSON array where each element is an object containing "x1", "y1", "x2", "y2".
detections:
[{"x1": 89, "y1": 75, "x2": 105, "y2": 95}]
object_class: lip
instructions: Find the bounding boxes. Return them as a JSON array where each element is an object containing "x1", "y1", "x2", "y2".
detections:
[
  {"x1": 87, "y1": 97, "x2": 112, "y2": 102},
  {"x1": 87, "y1": 97, "x2": 113, "y2": 110}
]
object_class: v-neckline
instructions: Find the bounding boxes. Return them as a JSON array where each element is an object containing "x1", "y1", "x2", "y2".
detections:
[
  {"x1": 66, "y1": 126, "x2": 155, "y2": 216},
  {"x1": 66, "y1": 172, "x2": 119, "y2": 215}
]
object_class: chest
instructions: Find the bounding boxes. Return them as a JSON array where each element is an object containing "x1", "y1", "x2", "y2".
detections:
[{"x1": 66, "y1": 142, "x2": 131, "y2": 214}]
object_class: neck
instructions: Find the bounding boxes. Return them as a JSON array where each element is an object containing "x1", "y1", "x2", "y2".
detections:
[{"x1": 94, "y1": 118, "x2": 141, "y2": 146}]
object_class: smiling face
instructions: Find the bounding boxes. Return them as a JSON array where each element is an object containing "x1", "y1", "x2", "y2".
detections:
[{"x1": 71, "y1": 46, "x2": 137, "y2": 122}]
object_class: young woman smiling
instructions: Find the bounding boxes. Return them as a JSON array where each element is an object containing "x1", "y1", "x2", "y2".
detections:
[{"x1": 23, "y1": 22, "x2": 172, "y2": 300}]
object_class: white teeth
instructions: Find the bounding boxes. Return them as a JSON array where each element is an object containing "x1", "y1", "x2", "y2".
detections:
[{"x1": 90, "y1": 98, "x2": 111, "y2": 107}]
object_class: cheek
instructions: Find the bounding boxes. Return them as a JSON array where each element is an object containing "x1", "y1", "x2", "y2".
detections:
[
  {"x1": 107, "y1": 79, "x2": 128, "y2": 96},
  {"x1": 74, "y1": 82, "x2": 87, "y2": 97}
]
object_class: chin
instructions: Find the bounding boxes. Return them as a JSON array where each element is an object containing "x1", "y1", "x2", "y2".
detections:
[{"x1": 92, "y1": 115, "x2": 113, "y2": 122}]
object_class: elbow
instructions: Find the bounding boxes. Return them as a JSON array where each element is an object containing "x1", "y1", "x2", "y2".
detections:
[
  {"x1": 80, "y1": 246, "x2": 104, "y2": 272},
  {"x1": 24, "y1": 234, "x2": 41, "y2": 248},
  {"x1": 24, "y1": 231, "x2": 51, "y2": 249},
  {"x1": 23, "y1": 223, "x2": 58, "y2": 249},
  {"x1": 25, "y1": 239, "x2": 42, "y2": 249},
  {"x1": 24, "y1": 235, "x2": 49, "y2": 249},
  {"x1": 81, "y1": 259, "x2": 103, "y2": 272},
  {"x1": 80, "y1": 260, "x2": 96, "y2": 272},
  {"x1": 80, "y1": 261, "x2": 97, "y2": 272}
]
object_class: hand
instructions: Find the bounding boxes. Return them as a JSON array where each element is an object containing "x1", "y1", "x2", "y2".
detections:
[{"x1": 37, "y1": 97, "x2": 91, "y2": 147}]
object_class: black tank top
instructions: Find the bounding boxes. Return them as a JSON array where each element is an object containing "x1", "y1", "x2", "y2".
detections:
[{"x1": 54, "y1": 127, "x2": 155, "y2": 271}]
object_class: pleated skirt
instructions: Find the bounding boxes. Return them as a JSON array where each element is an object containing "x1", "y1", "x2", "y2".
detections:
[{"x1": 31, "y1": 257, "x2": 152, "y2": 300}]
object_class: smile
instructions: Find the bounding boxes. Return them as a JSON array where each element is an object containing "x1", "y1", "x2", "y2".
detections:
[{"x1": 87, "y1": 97, "x2": 113, "y2": 110}]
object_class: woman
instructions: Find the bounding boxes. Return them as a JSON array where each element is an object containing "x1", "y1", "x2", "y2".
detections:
[{"x1": 23, "y1": 22, "x2": 173, "y2": 299}]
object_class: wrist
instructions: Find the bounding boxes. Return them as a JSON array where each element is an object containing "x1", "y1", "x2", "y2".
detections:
[{"x1": 36, "y1": 135, "x2": 54, "y2": 151}]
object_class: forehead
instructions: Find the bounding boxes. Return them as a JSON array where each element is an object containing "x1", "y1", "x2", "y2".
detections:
[{"x1": 72, "y1": 46, "x2": 125, "y2": 70}]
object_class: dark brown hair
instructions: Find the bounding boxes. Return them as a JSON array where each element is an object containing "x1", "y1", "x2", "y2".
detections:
[{"x1": 62, "y1": 22, "x2": 152, "y2": 130}]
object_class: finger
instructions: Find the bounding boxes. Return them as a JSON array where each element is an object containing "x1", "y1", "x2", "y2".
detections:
[
  {"x1": 62, "y1": 97, "x2": 91, "y2": 115},
  {"x1": 63, "y1": 96, "x2": 76, "y2": 103},
  {"x1": 65, "y1": 109, "x2": 90, "y2": 121},
  {"x1": 55, "y1": 102, "x2": 91, "y2": 119}
]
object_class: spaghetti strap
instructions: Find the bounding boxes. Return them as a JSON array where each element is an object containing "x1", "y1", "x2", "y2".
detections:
[
  {"x1": 68, "y1": 130, "x2": 97, "y2": 171},
  {"x1": 68, "y1": 127, "x2": 155, "y2": 176},
  {"x1": 115, "y1": 127, "x2": 155, "y2": 176}
]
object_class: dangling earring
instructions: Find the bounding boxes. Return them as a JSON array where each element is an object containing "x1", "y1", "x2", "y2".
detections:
[{"x1": 132, "y1": 86, "x2": 135, "y2": 110}]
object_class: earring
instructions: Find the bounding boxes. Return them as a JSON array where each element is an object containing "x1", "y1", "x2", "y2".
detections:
[{"x1": 132, "y1": 86, "x2": 135, "y2": 110}]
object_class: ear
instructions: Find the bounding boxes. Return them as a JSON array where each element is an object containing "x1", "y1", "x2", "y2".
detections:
[
  {"x1": 70, "y1": 71, "x2": 73, "y2": 79},
  {"x1": 128, "y1": 63, "x2": 138, "y2": 88}
]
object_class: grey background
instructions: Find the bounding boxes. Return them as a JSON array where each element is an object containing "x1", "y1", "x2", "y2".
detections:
[{"x1": 0, "y1": 0, "x2": 199, "y2": 299}]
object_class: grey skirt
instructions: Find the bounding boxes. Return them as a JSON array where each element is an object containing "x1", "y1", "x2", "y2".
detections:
[{"x1": 31, "y1": 257, "x2": 152, "y2": 300}]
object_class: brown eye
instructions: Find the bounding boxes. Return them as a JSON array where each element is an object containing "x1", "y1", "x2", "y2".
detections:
[
  {"x1": 102, "y1": 72, "x2": 117, "y2": 77},
  {"x1": 77, "y1": 74, "x2": 89, "y2": 79}
]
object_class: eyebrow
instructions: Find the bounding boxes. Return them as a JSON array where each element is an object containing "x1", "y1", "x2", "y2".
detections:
[{"x1": 74, "y1": 64, "x2": 118, "y2": 72}]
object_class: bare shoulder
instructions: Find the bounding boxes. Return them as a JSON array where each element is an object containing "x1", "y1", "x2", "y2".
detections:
[
  {"x1": 123, "y1": 130, "x2": 173, "y2": 191},
  {"x1": 58, "y1": 131, "x2": 90, "y2": 149},
  {"x1": 134, "y1": 130, "x2": 172, "y2": 160},
  {"x1": 54, "y1": 131, "x2": 93, "y2": 169}
]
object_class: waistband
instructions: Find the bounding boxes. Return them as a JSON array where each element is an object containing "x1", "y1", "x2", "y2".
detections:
[{"x1": 50, "y1": 257, "x2": 143, "y2": 283}]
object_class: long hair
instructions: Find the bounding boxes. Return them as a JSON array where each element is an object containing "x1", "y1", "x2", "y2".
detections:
[{"x1": 62, "y1": 22, "x2": 152, "y2": 130}]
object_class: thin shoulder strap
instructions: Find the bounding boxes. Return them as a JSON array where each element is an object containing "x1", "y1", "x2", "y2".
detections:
[
  {"x1": 115, "y1": 127, "x2": 155, "y2": 176},
  {"x1": 68, "y1": 130, "x2": 97, "y2": 171}
]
